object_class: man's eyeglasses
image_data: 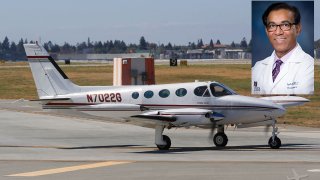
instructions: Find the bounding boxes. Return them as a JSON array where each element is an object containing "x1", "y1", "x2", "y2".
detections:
[{"x1": 266, "y1": 22, "x2": 297, "y2": 32}]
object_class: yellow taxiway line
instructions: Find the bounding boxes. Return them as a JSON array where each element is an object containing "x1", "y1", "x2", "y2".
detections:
[{"x1": 6, "y1": 161, "x2": 133, "y2": 177}]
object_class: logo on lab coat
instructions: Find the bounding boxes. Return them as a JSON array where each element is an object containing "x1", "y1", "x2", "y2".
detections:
[
  {"x1": 253, "y1": 81, "x2": 260, "y2": 91},
  {"x1": 287, "y1": 81, "x2": 299, "y2": 89}
]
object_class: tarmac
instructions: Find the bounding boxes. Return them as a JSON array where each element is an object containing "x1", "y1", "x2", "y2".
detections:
[{"x1": 0, "y1": 100, "x2": 320, "y2": 180}]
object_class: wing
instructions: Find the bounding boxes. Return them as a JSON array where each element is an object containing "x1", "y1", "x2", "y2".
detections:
[{"x1": 130, "y1": 108, "x2": 224, "y2": 128}]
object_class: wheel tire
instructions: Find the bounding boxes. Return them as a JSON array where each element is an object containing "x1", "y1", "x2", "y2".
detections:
[
  {"x1": 213, "y1": 133, "x2": 228, "y2": 147},
  {"x1": 268, "y1": 136, "x2": 281, "y2": 149},
  {"x1": 157, "y1": 135, "x2": 171, "y2": 150}
]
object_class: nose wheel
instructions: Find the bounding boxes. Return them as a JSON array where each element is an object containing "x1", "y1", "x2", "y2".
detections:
[
  {"x1": 268, "y1": 120, "x2": 281, "y2": 149},
  {"x1": 268, "y1": 136, "x2": 281, "y2": 149}
]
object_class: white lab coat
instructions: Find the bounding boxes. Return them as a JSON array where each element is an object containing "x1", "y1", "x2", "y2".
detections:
[{"x1": 252, "y1": 44, "x2": 314, "y2": 95}]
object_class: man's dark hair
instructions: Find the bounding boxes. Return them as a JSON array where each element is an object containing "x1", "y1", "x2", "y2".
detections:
[{"x1": 262, "y1": 2, "x2": 301, "y2": 26}]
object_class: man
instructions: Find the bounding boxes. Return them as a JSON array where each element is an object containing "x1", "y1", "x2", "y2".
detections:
[{"x1": 252, "y1": 2, "x2": 314, "y2": 95}]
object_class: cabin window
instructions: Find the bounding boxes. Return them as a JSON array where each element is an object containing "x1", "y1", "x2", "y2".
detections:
[
  {"x1": 144, "y1": 90, "x2": 154, "y2": 99},
  {"x1": 175, "y1": 88, "x2": 187, "y2": 97},
  {"x1": 132, "y1": 92, "x2": 139, "y2": 99},
  {"x1": 159, "y1": 89, "x2": 170, "y2": 98},
  {"x1": 194, "y1": 86, "x2": 210, "y2": 97}
]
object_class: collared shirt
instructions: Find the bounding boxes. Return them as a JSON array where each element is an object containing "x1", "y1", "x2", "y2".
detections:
[{"x1": 272, "y1": 43, "x2": 298, "y2": 70}]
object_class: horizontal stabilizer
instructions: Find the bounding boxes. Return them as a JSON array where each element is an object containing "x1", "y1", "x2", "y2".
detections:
[{"x1": 30, "y1": 98, "x2": 70, "y2": 101}]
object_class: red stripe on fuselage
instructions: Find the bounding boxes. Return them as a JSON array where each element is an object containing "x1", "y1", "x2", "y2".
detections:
[
  {"x1": 140, "y1": 104, "x2": 277, "y2": 109},
  {"x1": 45, "y1": 102, "x2": 96, "y2": 106},
  {"x1": 27, "y1": 56, "x2": 50, "y2": 58},
  {"x1": 43, "y1": 102, "x2": 277, "y2": 110}
]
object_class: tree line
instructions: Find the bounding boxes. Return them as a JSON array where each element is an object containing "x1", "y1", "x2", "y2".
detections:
[
  {"x1": 0, "y1": 36, "x2": 319, "y2": 61},
  {"x1": 0, "y1": 36, "x2": 250, "y2": 61}
]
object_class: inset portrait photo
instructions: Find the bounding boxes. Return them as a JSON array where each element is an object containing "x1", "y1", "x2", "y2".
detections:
[{"x1": 251, "y1": 1, "x2": 314, "y2": 95}]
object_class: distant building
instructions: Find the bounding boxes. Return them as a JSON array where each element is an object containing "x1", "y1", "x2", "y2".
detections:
[
  {"x1": 157, "y1": 43, "x2": 253, "y2": 60},
  {"x1": 225, "y1": 49, "x2": 251, "y2": 59},
  {"x1": 186, "y1": 49, "x2": 213, "y2": 59},
  {"x1": 56, "y1": 53, "x2": 151, "y2": 61},
  {"x1": 160, "y1": 50, "x2": 186, "y2": 59},
  {"x1": 187, "y1": 49, "x2": 204, "y2": 59},
  {"x1": 213, "y1": 44, "x2": 227, "y2": 59}
]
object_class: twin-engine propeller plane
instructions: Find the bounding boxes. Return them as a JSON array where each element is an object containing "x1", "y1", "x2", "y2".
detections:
[{"x1": 24, "y1": 43, "x2": 309, "y2": 150}]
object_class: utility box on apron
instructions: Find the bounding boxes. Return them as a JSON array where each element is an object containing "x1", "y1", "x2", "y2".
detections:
[{"x1": 113, "y1": 58, "x2": 155, "y2": 86}]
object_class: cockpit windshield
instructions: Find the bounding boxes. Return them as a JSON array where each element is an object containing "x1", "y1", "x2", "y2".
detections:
[{"x1": 209, "y1": 82, "x2": 237, "y2": 97}]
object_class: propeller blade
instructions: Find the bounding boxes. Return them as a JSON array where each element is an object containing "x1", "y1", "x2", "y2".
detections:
[
  {"x1": 208, "y1": 120, "x2": 216, "y2": 140},
  {"x1": 264, "y1": 125, "x2": 271, "y2": 136}
]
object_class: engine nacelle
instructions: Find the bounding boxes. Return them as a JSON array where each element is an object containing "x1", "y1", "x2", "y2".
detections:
[{"x1": 205, "y1": 112, "x2": 225, "y2": 121}]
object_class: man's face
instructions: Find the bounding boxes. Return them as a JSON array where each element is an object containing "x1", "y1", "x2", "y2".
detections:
[{"x1": 266, "y1": 9, "x2": 301, "y2": 58}]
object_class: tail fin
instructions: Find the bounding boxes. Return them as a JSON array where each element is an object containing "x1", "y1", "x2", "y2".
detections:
[{"x1": 24, "y1": 43, "x2": 79, "y2": 98}]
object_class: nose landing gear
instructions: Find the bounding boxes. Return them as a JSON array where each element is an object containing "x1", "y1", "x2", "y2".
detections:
[{"x1": 268, "y1": 120, "x2": 281, "y2": 149}]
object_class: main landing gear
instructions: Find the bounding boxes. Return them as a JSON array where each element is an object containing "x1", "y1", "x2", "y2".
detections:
[
  {"x1": 268, "y1": 120, "x2": 281, "y2": 149},
  {"x1": 154, "y1": 124, "x2": 229, "y2": 150},
  {"x1": 154, "y1": 121, "x2": 281, "y2": 150},
  {"x1": 213, "y1": 125, "x2": 228, "y2": 147},
  {"x1": 155, "y1": 125, "x2": 171, "y2": 150}
]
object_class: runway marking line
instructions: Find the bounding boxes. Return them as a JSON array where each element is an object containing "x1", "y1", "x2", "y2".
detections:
[
  {"x1": 308, "y1": 169, "x2": 320, "y2": 172},
  {"x1": 6, "y1": 161, "x2": 133, "y2": 177}
]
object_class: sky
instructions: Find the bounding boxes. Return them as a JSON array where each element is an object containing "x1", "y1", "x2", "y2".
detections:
[{"x1": 0, "y1": 0, "x2": 319, "y2": 45}]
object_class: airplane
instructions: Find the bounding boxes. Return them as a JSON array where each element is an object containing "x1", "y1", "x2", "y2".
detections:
[{"x1": 23, "y1": 43, "x2": 309, "y2": 150}]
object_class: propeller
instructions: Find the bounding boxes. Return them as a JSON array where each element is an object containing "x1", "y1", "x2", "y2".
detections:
[
  {"x1": 264, "y1": 124, "x2": 271, "y2": 136},
  {"x1": 208, "y1": 119, "x2": 217, "y2": 141},
  {"x1": 205, "y1": 112, "x2": 224, "y2": 141}
]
